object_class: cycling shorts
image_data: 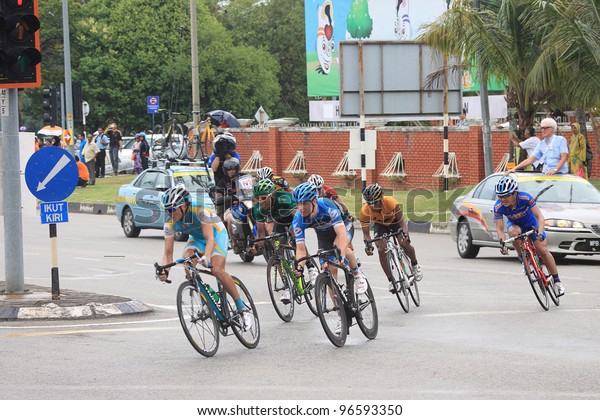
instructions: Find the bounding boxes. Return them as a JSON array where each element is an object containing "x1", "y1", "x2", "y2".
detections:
[
  {"x1": 507, "y1": 218, "x2": 540, "y2": 242},
  {"x1": 185, "y1": 229, "x2": 229, "y2": 258}
]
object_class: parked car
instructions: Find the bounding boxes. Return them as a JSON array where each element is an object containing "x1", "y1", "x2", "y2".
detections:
[
  {"x1": 450, "y1": 172, "x2": 600, "y2": 259},
  {"x1": 105, "y1": 136, "x2": 136, "y2": 175},
  {"x1": 115, "y1": 165, "x2": 215, "y2": 240}
]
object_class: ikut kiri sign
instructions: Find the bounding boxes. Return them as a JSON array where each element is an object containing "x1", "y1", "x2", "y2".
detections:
[{"x1": 40, "y1": 201, "x2": 69, "y2": 224}]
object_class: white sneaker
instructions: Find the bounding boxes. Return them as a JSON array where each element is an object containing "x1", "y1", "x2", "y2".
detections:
[
  {"x1": 307, "y1": 267, "x2": 319, "y2": 287},
  {"x1": 280, "y1": 289, "x2": 291, "y2": 304},
  {"x1": 354, "y1": 273, "x2": 368, "y2": 294},
  {"x1": 555, "y1": 282, "x2": 565, "y2": 296},
  {"x1": 388, "y1": 280, "x2": 397, "y2": 293},
  {"x1": 240, "y1": 310, "x2": 253, "y2": 331},
  {"x1": 413, "y1": 264, "x2": 423, "y2": 282}
]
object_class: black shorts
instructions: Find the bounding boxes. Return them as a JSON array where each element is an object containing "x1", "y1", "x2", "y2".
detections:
[
  {"x1": 374, "y1": 222, "x2": 401, "y2": 238},
  {"x1": 316, "y1": 223, "x2": 354, "y2": 250}
]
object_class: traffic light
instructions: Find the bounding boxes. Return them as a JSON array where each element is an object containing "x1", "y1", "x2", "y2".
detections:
[
  {"x1": 72, "y1": 80, "x2": 82, "y2": 123},
  {"x1": 0, "y1": 0, "x2": 42, "y2": 88},
  {"x1": 42, "y1": 86, "x2": 59, "y2": 126}
]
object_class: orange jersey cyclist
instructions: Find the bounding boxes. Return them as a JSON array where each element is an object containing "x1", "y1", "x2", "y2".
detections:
[
  {"x1": 157, "y1": 184, "x2": 253, "y2": 328},
  {"x1": 359, "y1": 183, "x2": 423, "y2": 292}
]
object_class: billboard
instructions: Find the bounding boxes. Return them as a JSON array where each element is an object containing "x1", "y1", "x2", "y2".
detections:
[{"x1": 305, "y1": 0, "x2": 448, "y2": 97}]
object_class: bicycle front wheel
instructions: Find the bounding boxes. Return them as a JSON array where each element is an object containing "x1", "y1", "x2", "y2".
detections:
[
  {"x1": 168, "y1": 123, "x2": 186, "y2": 159},
  {"x1": 400, "y1": 251, "x2": 421, "y2": 307},
  {"x1": 176, "y1": 281, "x2": 220, "y2": 357},
  {"x1": 227, "y1": 276, "x2": 260, "y2": 348},
  {"x1": 388, "y1": 250, "x2": 409, "y2": 313},
  {"x1": 266, "y1": 255, "x2": 294, "y2": 322},
  {"x1": 523, "y1": 251, "x2": 549, "y2": 311},
  {"x1": 355, "y1": 280, "x2": 378, "y2": 340},
  {"x1": 302, "y1": 257, "x2": 320, "y2": 317},
  {"x1": 543, "y1": 264, "x2": 560, "y2": 306},
  {"x1": 315, "y1": 273, "x2": 347, "y2": 347}
]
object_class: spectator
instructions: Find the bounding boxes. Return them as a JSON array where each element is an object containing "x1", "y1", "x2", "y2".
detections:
[
  {"x1": 133, "y1": 134, "x2": 143, "y2": 175},
  {"x1": 569, "y1": 122, "x2": 588, "y2": 179},
  {"x1": 105, "y1": 122, "x2": 123, "y2": 175},
  {"x1": 83, "y1": 133, "x2": 100, "y2": 185},
  {"x1": 507, "y1": 118, "x2": 568, "y2": 176},
  {"x1": 207, "y1": 132, "x2": 241, "y2": 187},
  {"x1": 74, "y1": 156, "x2": 89, "y2": 187},
  {"x1": 34, "y1": 136, "x2": 44, "y2": 151},
  {"x1": 94, "y1": 127, "x2": 109, "y2": 178},
  {"x1": 77, "y1": 133, "x2": 87, "y2": 164},
  {"x1": 456, "y1": 113, "x2": 469, "y2": 127},
  {"x1": 510, "y1": 126, "x2": 541, "y2": 171},
  {"x1": 138, "y1": 132, "x2": 150, "y2": 171},
  {"x1": 51, "y1": 135, "x2": 62, "y2": 147}
]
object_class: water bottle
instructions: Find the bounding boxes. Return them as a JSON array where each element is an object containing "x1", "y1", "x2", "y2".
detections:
[
  {"x1": 207, "y1": 285, "x2": 220, "y2": 303},
  {"x1": 307, "y1": 267, "x2": 319, "y2": 285}
]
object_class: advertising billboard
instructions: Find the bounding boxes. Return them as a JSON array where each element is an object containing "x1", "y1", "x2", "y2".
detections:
[{"x1": 305, "y1": 0, "x2": 448, "y2": 97}]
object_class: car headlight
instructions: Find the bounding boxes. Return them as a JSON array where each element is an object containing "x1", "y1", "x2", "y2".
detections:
[{"x1": 545, "y1": 219, "x2": 585, "y2": 229}]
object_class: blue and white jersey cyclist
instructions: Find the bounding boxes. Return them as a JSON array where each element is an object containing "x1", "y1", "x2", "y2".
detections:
[
  {"x1": 291, "y1": 182, "x2": 368, "y2": 295},
  {"x1": 156, "y1": 184, "x2": 253, "y2": 328},
  {"x1": 493, "y1": 176, "x2": 564, "y2": 296}
]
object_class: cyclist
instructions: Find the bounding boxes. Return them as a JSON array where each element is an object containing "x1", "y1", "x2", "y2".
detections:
[
  {"x1": 256, "y1": 166, "x2": 292, "y2": 192},
  {"x1": 494, "y1": 176, "x2": 565, "y2": 296},
  {"x1": 157, "y1": 184, "x2": 253, "y2": 328},
  {"x1": 308, "y1": 174, "x2": 351, "y2": 217},
  {"x1": 292, "y1": 182, "x2": 367, "y2": 295},
  {"x1": 360, "y1": 184, "x2": 423, "y2": 292}
]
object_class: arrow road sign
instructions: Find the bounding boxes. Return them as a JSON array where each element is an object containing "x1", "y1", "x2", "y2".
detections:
[{"x1": 25, "y1": 147, "x2": 79, "y2": 202}]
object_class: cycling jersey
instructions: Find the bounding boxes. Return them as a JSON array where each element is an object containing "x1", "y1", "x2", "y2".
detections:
[
  {"x1": 252, "y1": 190, "x2": 296, "y2": 226},
  {"x1": 164, "y1": 204, "x2": 229, "y2": 257},
  {"x1": 493, "y1": 192, "x2": 538, "y2": 228},
  {"x1": 359, "y1": 196, "x2": 402, "y2": 227},
  {"x1": 292, "y1": 198, "x2": 351, "y2": 244}
]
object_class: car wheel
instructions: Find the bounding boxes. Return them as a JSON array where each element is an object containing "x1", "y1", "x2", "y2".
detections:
[
  {"x1": 122, "y1": 207, "x2": 141, "y2": 238},
  {"x1": 457, "y1": 220, "x2": 479, "y2": 258},
  {"x1": 174, "y1": 231, "x2": 189, "y2": 242}
]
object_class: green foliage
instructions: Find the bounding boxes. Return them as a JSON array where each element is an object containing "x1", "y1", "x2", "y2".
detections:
[{"x1": 346, "y1": 0, "x2": 373, "y2": 39}]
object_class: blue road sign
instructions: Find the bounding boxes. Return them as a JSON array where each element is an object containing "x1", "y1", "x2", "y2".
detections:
[
  {"x1": 25, "y1": 147, "x2": 79, "y2": 202},
  {"x1": 147, "y1": 95, "x2": 160, "y2": 114},
  {"x1": 40, "y1": 201, "x2": 69, "y2": 224}
]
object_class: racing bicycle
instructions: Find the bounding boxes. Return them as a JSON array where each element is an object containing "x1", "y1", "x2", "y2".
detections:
[
  {"x1": 365, "y1": 230, "x2": 420, "y2": 313},
  {"x1": 154, "y1": 252, "x2": 260, "y2": 357},
  {"x1": 152, "y1": 109, "x2": 186, "y2": 159},
  {"x1": 254, "y1": 232, "x2": 320, "y2": 322},
  {"x1": 503, "y1": 229, "x2": 560, "y2": 311},
  {"x1": 297, "y1": 247, "x2": 378, "y2": 347}
]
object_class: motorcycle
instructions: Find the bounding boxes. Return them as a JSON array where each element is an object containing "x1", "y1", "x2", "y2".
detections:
[{"x1": 228, "y1": 174, "x2": 260, "y2": 263}]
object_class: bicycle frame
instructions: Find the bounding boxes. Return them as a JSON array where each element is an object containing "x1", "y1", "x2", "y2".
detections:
[{"x1": 505, "y1": 230, "x2": 548, "y2": 288}]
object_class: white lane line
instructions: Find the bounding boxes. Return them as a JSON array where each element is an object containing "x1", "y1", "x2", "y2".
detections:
[
  {"x1": 0, "y1": 317, "x2": 179, "y2": 330},
  {"x1": 425, "y1": 308, "x2": 600, "y2": 318},
  {"x1": 1, "y1": 326, "x2": 178, "y2": 339},
  {"x1": 74, "y1": 257, "x2": 102, "y2": 262}
]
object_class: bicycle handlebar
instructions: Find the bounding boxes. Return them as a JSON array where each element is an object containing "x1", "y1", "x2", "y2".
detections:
[
  {"x1": 364, "y1": 229, "x2": 407, "y2": 245},
  {"x1": 295, "y1": 247, "x2": 350, "y2": 275},
  {"x1": 502, "y1": 229, "x2": 537, "y2": 245},
  {"x1": 154, "y1": 250, "x2": 213, "y2": 283},
  {"x1": 250, "y1": 232, "x2": 288, "y2": 244}
]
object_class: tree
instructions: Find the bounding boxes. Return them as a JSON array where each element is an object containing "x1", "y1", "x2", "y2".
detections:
[{"x1": 347, "y1": 0, "x2": 373, "y2": 39}]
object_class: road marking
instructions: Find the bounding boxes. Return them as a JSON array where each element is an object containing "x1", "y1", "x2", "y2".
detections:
[
  {"x1": 0, "y1": 317, "x2": 179, "y2": 330},
  {"x1": 0, "y1": 326, "x2": 178, "y2": 339},
  {"x1": 74, "y1": 257, "x2": 102, "y2": 262},
  {"x1": 424, "y1": 308, "x2": 600, "y2": 318}
]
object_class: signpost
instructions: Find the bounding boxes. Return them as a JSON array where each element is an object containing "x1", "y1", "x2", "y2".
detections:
[
  {"x1": 147, "y1": 95, "x2": 160, "y2": 132},
  {"x1": 25, "y1": 147, "x2": 78, "y2": 299}
]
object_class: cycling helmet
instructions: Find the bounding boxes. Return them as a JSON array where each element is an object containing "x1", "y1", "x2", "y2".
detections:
[
  {"x1": 256, "y1": 166, "x2": 274, "y2": 180},
  {"x1": 253, "y1": 178, "x2": 275, "y2": 196},
  {"x1": 495, "y1": 176, "x2": 518, "y2": 196},
  {"x1": 222, "y1": 157, "x2": 240, "y2": 174},
  {"x1": 308, "y1": 174, "x2": 324, "y2": 189},
  {"x1": 363, "y1": 183, "x2": 383, "y2": 203},
  {"x1": 162, "y1": 184, "x2": 190, "y2": 209},
  {"x1": 212, "y1": 132, "x2": 237, "y2": 155},
  {"x1": 292, "y1": 182, "x2": 318, "y2": 203}
]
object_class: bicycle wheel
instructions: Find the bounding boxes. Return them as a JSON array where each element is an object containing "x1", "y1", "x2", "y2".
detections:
[
  {"x1": 226, "y1": 276, "x2": 260, "y2": 348},
  {"x1": 522, "y1": 251, "x2": 549, "y2": 311},
  {"x1": 176, "y1": 280, "x2": 220, "y2": 357},
  {"x1": 388, "y1": 250, "x2": 409, "y2": 313},
  {"x1": 315, "y1": 273, "x2": 347, "y2": 347},
  {"x1": 400, "y1": 251, "x2": 421, "y2": 307},
  {"x1": 169, "y1": 123, "x2": 186, "y2": 158},
  {"x1": 266, "y1": 255, "x2": 294, "y2": 322},
  {"x1": 543, "y1": 264, "x2": 560, "y2": 306},
  {"x1": 302, "y1": 257, "x2": 320, "y2": 317},
  {"x1": 151, "y1": 124, "x2": 164, "y2": 157},
  {"x1": 355, "y1": 280, "x2": 378, "y2": 340}
]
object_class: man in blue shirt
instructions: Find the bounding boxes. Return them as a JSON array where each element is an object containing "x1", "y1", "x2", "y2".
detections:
[
  {"x1": 493, "y1": 176, "x2": 564, "y2": 296},
  {"x1": 94, "y1": 127, "x2": 109, "y2": 178},
  {"x1": 508, "y1": 118, "x2": 568, "y2": 175}
]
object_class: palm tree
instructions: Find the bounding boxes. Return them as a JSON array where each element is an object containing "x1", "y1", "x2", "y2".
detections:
[{"x1": 418, "y1": 0, "x2": 552, "y2": 129}]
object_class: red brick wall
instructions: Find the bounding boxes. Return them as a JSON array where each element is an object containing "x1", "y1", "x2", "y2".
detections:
[{"x1": 225, "y1": 126, "x2": 598, "y2": 189}]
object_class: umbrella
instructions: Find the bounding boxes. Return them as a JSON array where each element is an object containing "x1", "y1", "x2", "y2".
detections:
[
  {"x1": 207, "y1": 110, "x2": 240, "y2": 128},
  {"x1": 37, "y1": 125, "x2": 63, "y2": 137}
]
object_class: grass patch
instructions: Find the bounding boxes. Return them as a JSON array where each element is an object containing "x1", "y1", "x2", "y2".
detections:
[{"x1": 67, "y1": 175, "x2": 136, "y2": 204}]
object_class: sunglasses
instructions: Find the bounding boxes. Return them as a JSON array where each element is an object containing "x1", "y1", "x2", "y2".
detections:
[
  {"x1": 257, "y1": 195, "x2": 271, "y2": 202},
  {"x1": 498, "y1": 194, "x2": 512, "y2": 199},
  {"x1": 165, "y1": 207, "x2": 178, "y2": 214}
]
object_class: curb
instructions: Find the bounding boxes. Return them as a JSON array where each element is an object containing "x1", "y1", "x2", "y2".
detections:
[
  {"x1": 0, "y1": 299, "x2": 153, "y2": 321},
  {"x1": 67, "y1": 202, "x2": 116, "y2": 215}
]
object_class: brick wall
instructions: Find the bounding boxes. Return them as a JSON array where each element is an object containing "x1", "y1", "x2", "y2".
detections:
[{"x1": 223, "y1": 126, "x2": 598, "y2": 190}]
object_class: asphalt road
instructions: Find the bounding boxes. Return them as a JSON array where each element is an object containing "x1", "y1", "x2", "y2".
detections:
[{"x1": 1, "y1": 212, "x2": 600, "y2": 400}]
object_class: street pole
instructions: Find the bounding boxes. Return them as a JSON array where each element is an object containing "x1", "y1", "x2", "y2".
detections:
[
  {"x1": 0, "y1": 89, "x2": 25, "y2": 294},
  {"x1": 190, "y1": 0, "x2": 201, "y2": 126},
  {"x1": 62, "y1": 0, "x2": 74, "y2": 155},
  {"x1": 358, "y1": 42, "x2": 367, "y2": 192},
  {"x1": 443, "y1": 0, "x2": 451, "y2": 191}
]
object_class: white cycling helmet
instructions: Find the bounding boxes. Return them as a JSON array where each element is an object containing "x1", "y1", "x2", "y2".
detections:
[
  {"x1": 162, "y1": 184, "x2": 189, "y2": 209},
  {"x1": 308, "y1": 174, "x2": 324, "y2": 189},
  {"x1": 256, "y1": 166, "x2": 274, "y2": 180}
]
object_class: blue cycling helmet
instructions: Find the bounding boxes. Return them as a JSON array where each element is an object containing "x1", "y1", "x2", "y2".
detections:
[
  {"x1": 292, "y1": 182, "x2": 318, "y2": 203},
  {"x1": 495, "y1": 176, "x2": 518, "y2": 196}
]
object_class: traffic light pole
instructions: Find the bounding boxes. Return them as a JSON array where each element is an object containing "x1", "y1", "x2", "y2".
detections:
[
  {"x1": 0, "y1": 89, "x2": 26, "y2": 294},
  {"x1": 62, "y1": 0, "x2": 75, "y2": 155}
]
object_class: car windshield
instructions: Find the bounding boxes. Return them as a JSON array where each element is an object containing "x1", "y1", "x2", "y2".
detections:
[
  {"x1": 173, "y1": 171, "x2": 214, "y2": 192},
  {"x1": 519, "y1": 179, "x2": 600, "y2": 204}
]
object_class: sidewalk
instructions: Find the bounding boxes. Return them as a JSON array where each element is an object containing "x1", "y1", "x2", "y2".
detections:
[{"x1": 0, "y1": 281, "x2": 153, "y2": 321}]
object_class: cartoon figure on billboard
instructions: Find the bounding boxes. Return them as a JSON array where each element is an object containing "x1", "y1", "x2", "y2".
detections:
[
  {"x1": 394, "y1": 0, "x2": 411, "y2": 40},
  {"x1": 347, "y1": 0, "x2": 373, "y2": 39},
  {"x1": 316, "y1": 1, "x2": 335, "y2": 74}
]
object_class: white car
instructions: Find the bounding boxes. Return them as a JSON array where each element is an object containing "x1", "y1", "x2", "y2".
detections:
[{"x1": 105, "y1": 136, "x2": 136, "y2": 175}]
